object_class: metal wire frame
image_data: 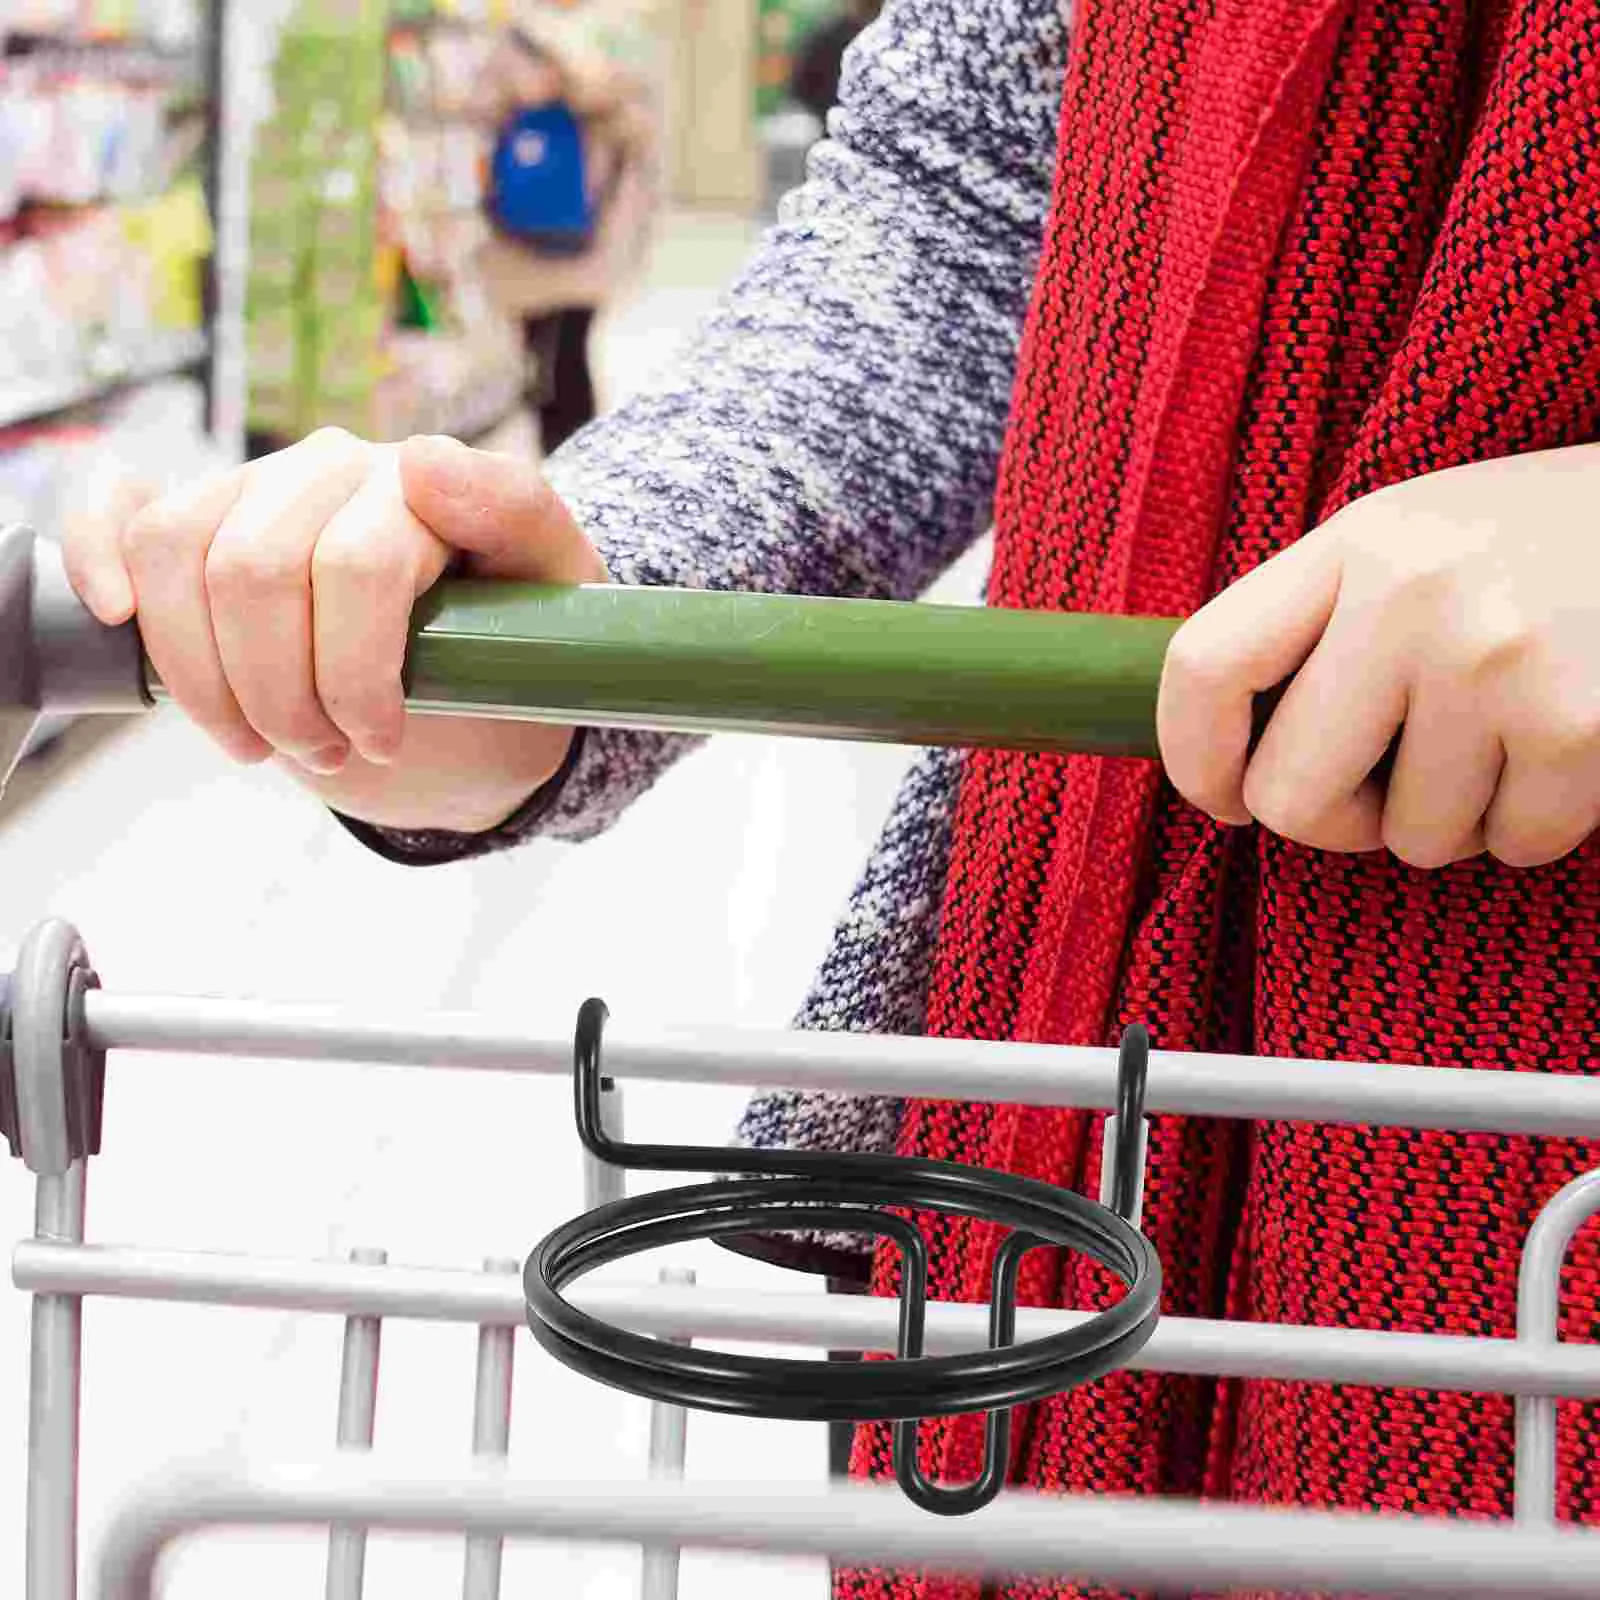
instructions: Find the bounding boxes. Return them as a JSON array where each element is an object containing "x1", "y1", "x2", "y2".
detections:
[
  {"x1": 10, "y1": 926, "x2": 1600, "y2": 1597},
  {"x1": 86, "y1": 1459, "x2": 1600, "y2": 1600},
  {"x1": 524, "y1": 1001, "x2": 1161, "y2": 1516}
]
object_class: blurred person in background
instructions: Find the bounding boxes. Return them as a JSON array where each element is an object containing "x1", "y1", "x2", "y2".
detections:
[
  {"x1": 789, "y1": 0, "x2": 882, "y2": 123},
  {"x1": 479, "y1": 21, "x2": 659, "y2": 455}
]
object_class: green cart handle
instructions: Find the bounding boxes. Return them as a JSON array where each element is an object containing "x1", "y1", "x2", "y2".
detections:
[
  {"x1": 0, "y1": 522, "x2": 1179, "y2": 796},
  {"x1": 397, "y1": 581, "x2": 1177, "y2": 757}
]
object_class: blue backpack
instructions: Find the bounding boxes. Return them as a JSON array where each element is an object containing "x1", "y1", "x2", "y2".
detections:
[{"x1": 488, "y1": 104, "x2": 596, "y2": 255}]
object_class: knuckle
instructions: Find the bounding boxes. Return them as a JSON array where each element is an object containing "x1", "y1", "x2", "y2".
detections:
[
  {"x1": 250, "y1": 696, "x2": 336, "y2": 750},
  {"x1": 1340, "y1": 511, "x2": 1453, "y2": 602},
  {"x1": 1486, "y1": 827, "x2": 1559, "y2": 871},
  {"x1": 204, "y1": 538, "x2": 302, "y2": 598},
  {"x1": 1454, "y1": 617, "x2": 1536, "y2": 687},
  {"x1": 302, "y1": 425, "x2": 365, "y2": 459},
  {"x1": 1331, "y1": 478, "x2": 1433, "y2": 560},
  {"x1": 315, "y1": 666, "x2": 391, "y2": 725},
  {"x1": 185, "y1": 702, "x2": 269, "y2": 765},
  {"x1": 1485, "y1": 797, "x2": 1600, "y2": 870},
  {"x1": 1161, "y1": 627, "x2": 1231, "y2": 698},
  {"x1": 311, "y1": 531, "x2": 406, "y2": 592},
  {"x1": 268, "y1": 426, "x2": 372, "y2": 484},
  {"x1": 1241, "y1": 767, "x2": 1308, "y2": 839},
  {"x1": 1522, "y1": 713, "x2": 1600, "y2": 769},
  {"x1": 1381, "y1": 822, "x2": 1457, "y2": 872},
  {"x1": 122, "y1": 501, "x2": 198, "y2": 566},
  {"x1": 213, "y1": 727, "x2": 273, "y2": 767},
  {"x1": 524, "y1": 471, "x2": 566, "y2": 527},
  {"x1": 1172, "y1": 768, "x2": 1243, "y2": 826},
  {"x1": 1381, "y1": 550, "x2": 1455, "y2": 612}
]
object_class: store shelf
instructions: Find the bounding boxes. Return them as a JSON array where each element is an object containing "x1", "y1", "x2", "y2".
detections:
[
  {"x1": 0, "y1": 333, "x2": 211, "y2": 433},
  {"x1": 248, "y1": 352, "x2": 526, "y2": 460},
  {"x1": 1, "y1": 31, "x2": 203, "y2": 60},
  {"x1": 388, "y1": 10, "x2": 508, "y2": 33}
]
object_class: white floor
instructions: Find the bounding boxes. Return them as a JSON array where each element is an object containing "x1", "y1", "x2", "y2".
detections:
[{"x1": 0, "y1": 213, "x2": 987, "y2": 1600}]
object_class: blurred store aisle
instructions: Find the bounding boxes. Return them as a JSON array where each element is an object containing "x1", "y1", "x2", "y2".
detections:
[{"x1": 0, "y1": 211, "x2": 971, "y2": 1600}]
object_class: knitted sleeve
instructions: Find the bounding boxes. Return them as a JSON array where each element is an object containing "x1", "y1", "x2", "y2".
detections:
[{"x1": 343, "y1": 0, "x2": 1068, "y2": 865}]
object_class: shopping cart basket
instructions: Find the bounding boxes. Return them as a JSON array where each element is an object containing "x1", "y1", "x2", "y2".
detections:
[{"x1": 4, "y1": 519, "x2": 1600, "y2": 1598}]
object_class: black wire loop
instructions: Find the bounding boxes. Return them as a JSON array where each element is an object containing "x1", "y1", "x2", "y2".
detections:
[
  {"x1": 1109, "y1": 1023, "x2": 1151, "y2": 1224},
  {"x1": 524, "y1": 1000, "x2": 1163, "y2": 1516}
]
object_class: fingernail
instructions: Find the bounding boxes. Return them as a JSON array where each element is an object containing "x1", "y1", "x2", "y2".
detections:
[
  {"x1": 354, "y1": 738, "x2": 397, "y2": 769},
  {"x1": 300, "y1": 743, "x2": 350, "y2": 776}
]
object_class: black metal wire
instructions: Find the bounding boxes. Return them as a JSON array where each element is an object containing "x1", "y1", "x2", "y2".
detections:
[
  {"x1": 524, "y1": 1000, "x2": 1162, "y2": 1516},
  {"x1": 1110, "y1": 1024, "x2": 1151, "y2": 1225}
]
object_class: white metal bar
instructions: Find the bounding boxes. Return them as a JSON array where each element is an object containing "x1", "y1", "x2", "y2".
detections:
[
  {"x1": 462, "y1": 1259, "x2": 519, "y2": 1600},
  {"x1": 641, "y1": 1268, "x2": 693, "y2": 1600},
  {"x1": 81, "y1": 991, "x2": 1600, "y2": 1138},
  {"x1": 17, "y1": 1241, "x2": 1600, "y2": 1401},
  {"x1": 325, "y1": 1248, "x2": 385, "y2": 1600},
  {"x1": 1515, "y1": 1172, "x2": 1600, "y2": 1525},
  {"x1": 12, "y1": 1242, "x2": 520, "y2": 1324},
  {"x1": 94, "y1": 1458, "x2": 1600, "y2": 1600},
  {"x1": 26, "y1": 1163, "x2": 86, "y2": 1600}
]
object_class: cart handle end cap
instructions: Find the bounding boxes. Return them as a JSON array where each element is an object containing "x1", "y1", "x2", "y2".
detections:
[
  {"x1": 2, "y1": 919, "x2": 106, "y2": 1174},
  {"x1": 0, "y1": 523, "x2": 44, "y2": 797},
  {"x1": 0, "y1": 523, "x2": 149, "y2": 802}
]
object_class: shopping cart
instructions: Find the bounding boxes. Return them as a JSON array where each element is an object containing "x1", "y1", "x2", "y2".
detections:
[{"x1": 4, "y1": 518, "x2": 1600, "y2": 1598}]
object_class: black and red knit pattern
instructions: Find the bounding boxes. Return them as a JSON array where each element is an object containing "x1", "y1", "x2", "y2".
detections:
[{"x1": 838, "y1": 2, "x2": 1600, "y2": 1597}]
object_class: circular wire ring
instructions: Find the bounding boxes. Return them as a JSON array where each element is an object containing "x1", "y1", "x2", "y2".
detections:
[{"x1": 524, "y1": 1002, "x2": 1163, "y2": 1513}]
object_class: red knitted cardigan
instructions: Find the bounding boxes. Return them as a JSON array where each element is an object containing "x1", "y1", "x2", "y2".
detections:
[{"x1": 841, "y1": 3, "x2": 1600, "y2": 1597}]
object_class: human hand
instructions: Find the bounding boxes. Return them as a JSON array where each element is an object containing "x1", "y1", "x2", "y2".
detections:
[
  {"x1": 1157, "y1": 444, "x2": 1600, "y2": 869},
  {"x1": 63, "y1": 431, "x2": 607, "y2": 833}
]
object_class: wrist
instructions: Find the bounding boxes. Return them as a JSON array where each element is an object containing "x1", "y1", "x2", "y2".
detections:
[{"x1": 293, "y1": 719, "x2": 579, "y2": 836}]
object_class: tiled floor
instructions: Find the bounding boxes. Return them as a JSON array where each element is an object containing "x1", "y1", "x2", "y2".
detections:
[{"x1": 0, "y1": 212, "x2": 987, "y2": 1599}]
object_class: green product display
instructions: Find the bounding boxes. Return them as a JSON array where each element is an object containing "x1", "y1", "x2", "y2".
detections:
[
  {"x1": 396, "y1": 266, "x2": 443, "y2": 332},
  {"x1": 245, "y1": 1, "x2": 391, "y2": 441}
]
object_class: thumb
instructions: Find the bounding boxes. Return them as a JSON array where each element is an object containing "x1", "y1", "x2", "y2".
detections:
[
  {"x1": 61, "y1": 473, "x2": 162, "y2": 625},
  {"x1": 399, "y1": 435, "x2": 608, "y2": 585}
]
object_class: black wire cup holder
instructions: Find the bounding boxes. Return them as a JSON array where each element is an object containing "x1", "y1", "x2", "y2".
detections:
[{"x1": 524, "y1": 1002, "x2": 1163, "y2": 1516}]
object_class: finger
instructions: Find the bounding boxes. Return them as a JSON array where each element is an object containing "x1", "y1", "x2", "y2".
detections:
[
  {"x1": 1483, "y1": 742, "x2": 1600, "y2": 869},
  {"x1": 313, "y1": 451, "x2": 452, "y2": 765},
  {"x1": 1380, "y1": 671, "x2": 1503, "y2": 869},
  {"x1": 399, "y1": 435, "x2": 607, "y2": 583},
  {"x1": 120, "y1": 468, "x2": 272, "y2": 764},
  {"x1": 1158, "y1": 528, "x2": 1344, "y2": 824},
  {"x1": 62, "y1": 475, "x2": 159, "y2": 623},
  {"x1": 205, "y1": 429, "x2": 374, "y2": 773},
  {"x1": 1240, "y1": 602, "x2": 1407, "y2": 855}
]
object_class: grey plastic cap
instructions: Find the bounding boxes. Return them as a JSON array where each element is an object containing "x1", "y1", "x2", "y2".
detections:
[
  {"x1": 0, "y1": 524, "x2": 42, "y2": 793},
  {"x1": 0, "y1": 524, "x2": 147, "y2": 797},
  {"x1": 29, "y1": 526, "x2": 148, "y2": 716}
]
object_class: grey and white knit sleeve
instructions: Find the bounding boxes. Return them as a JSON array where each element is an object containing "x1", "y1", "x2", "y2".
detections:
[{"x1": 345, "y1": 0, "x2": 1067, "y2": 866}]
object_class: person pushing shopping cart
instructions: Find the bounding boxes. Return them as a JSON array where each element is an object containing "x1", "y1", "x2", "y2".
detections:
[{"x1": 59, "y1": 0, "x2": 1600, "y2": 1595}]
